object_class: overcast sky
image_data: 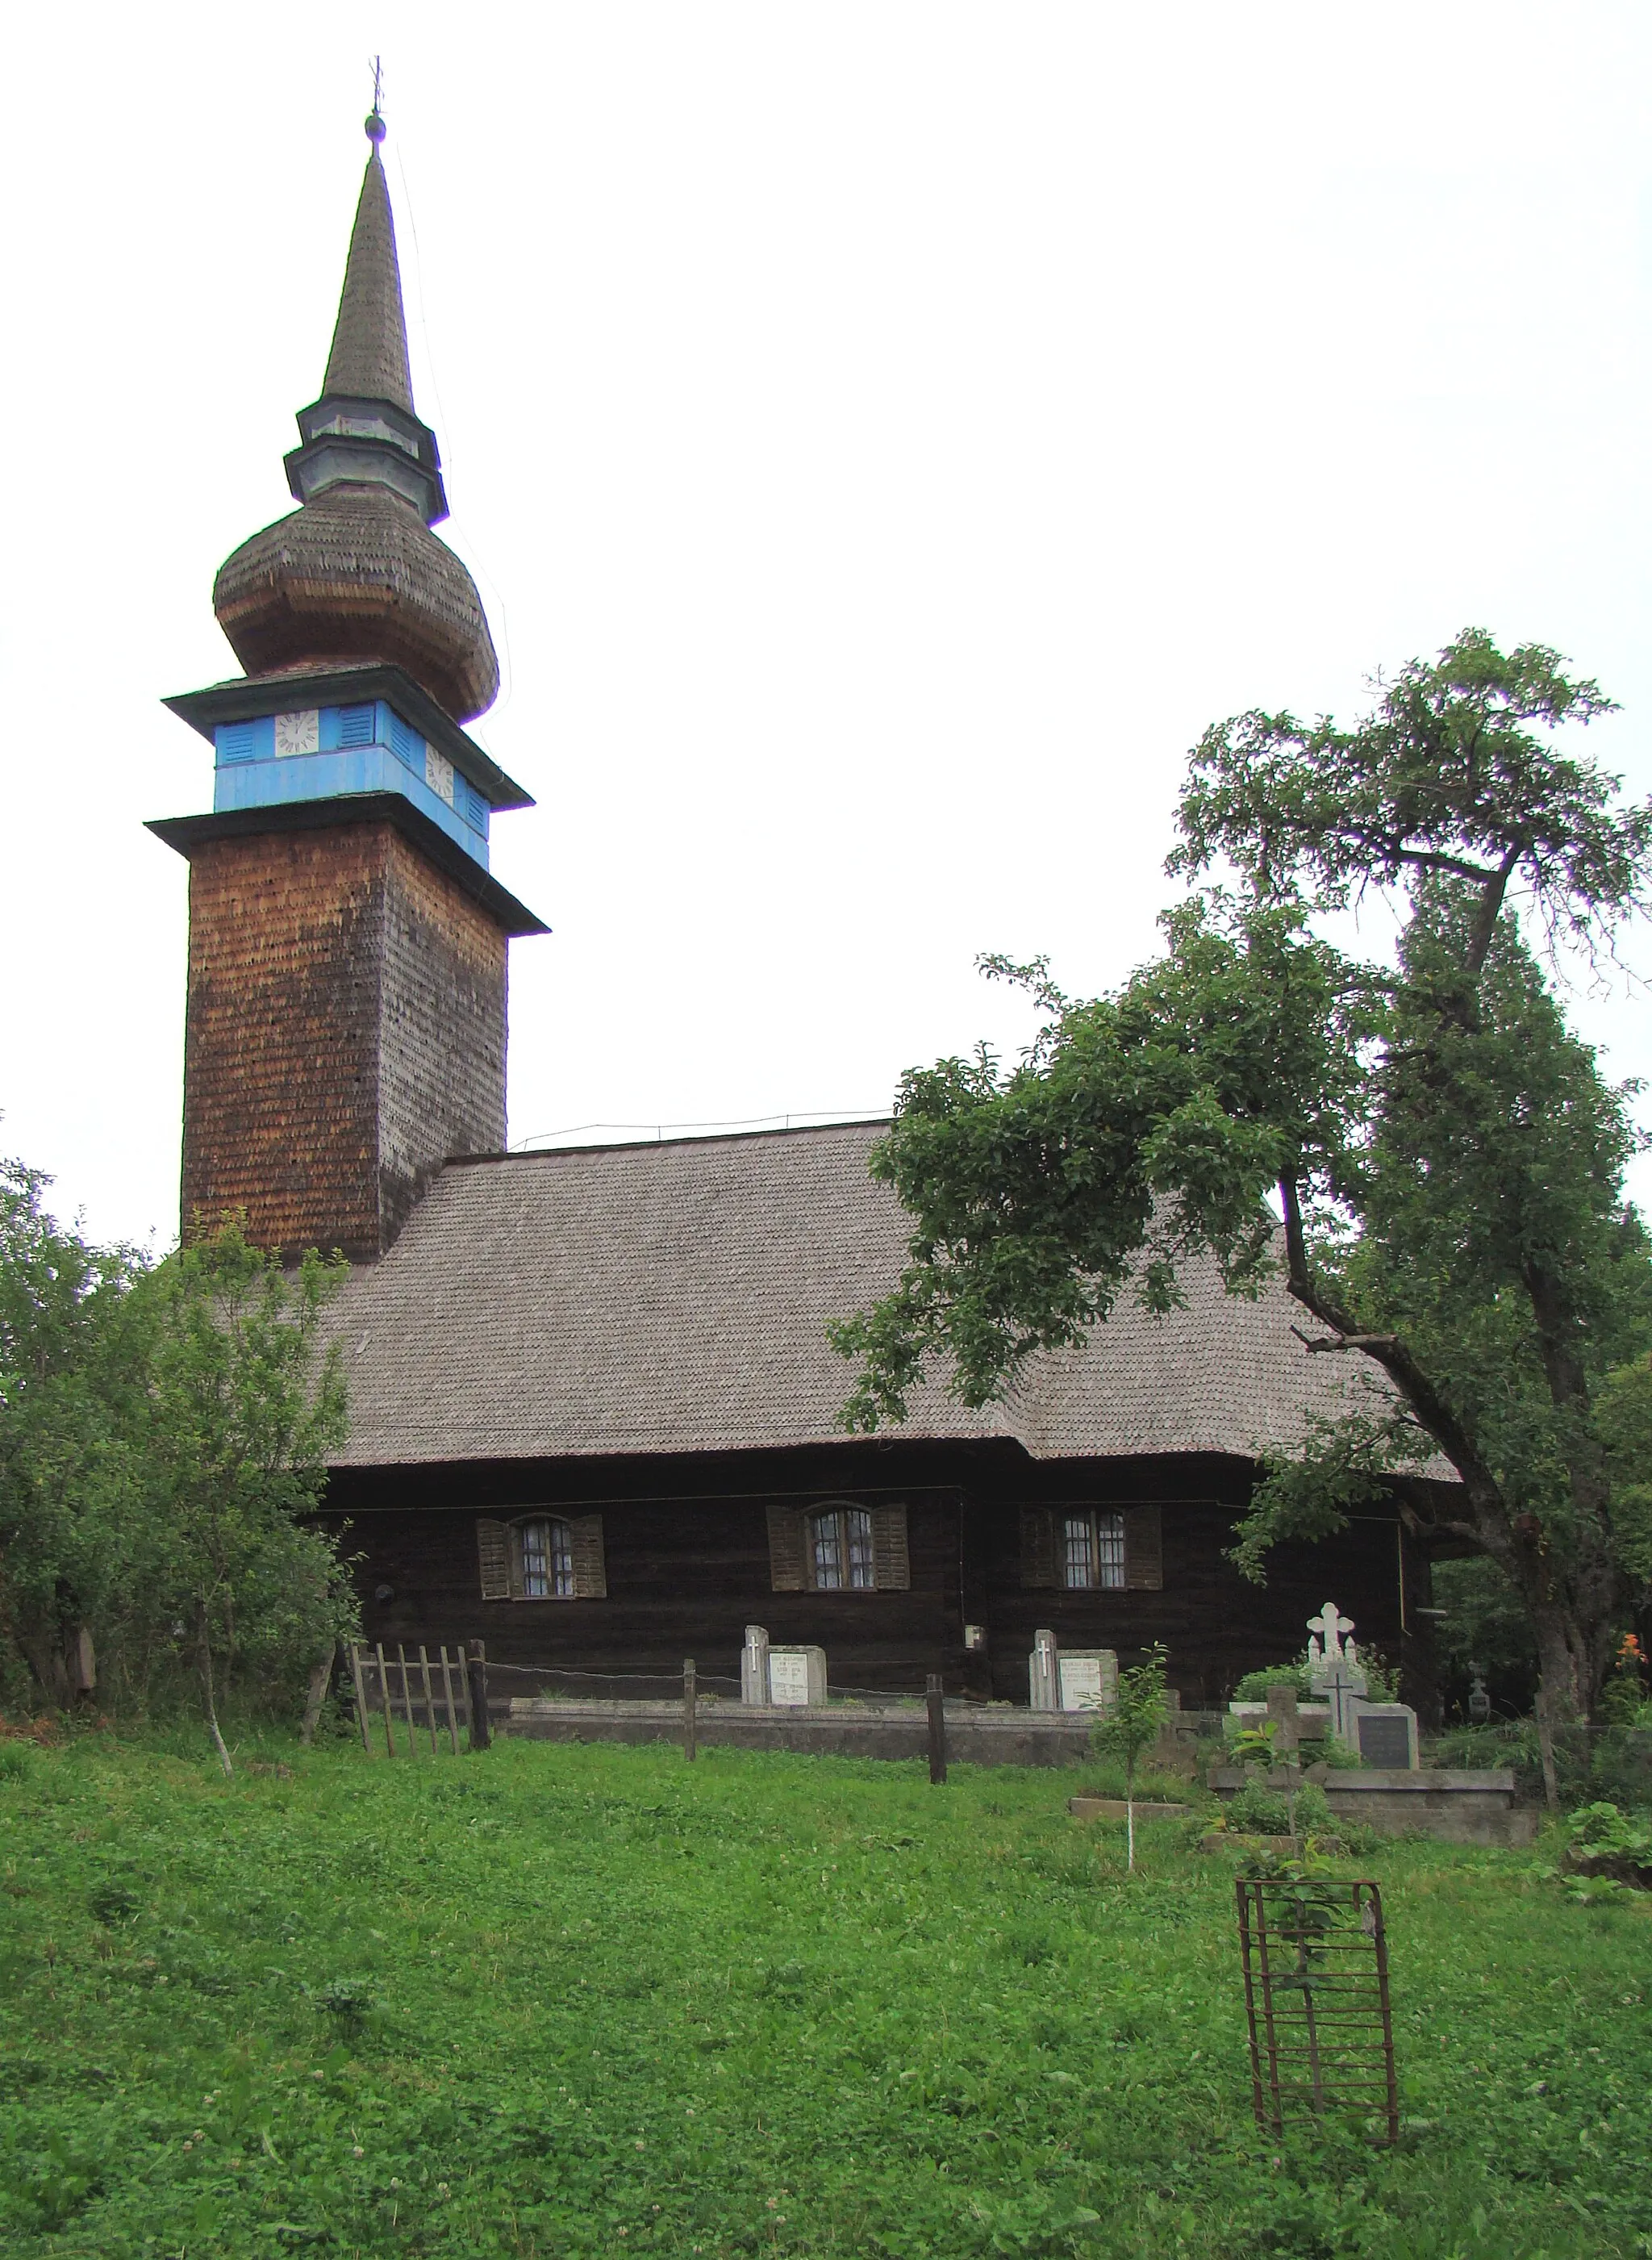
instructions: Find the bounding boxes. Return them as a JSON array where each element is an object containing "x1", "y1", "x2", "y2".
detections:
[{"x1": 5, "y1": 2, "x2": 1652, "y2": 1249}]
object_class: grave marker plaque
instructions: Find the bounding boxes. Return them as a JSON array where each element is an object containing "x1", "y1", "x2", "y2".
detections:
[
  {"x1": 768, "y1": 1645, "x2": 827, "y2": 1707},
  {"x1": 1354, "y1": 1705, "x2": 1420, "y2": 1769},
  {"x1": 1058, "y1": 1649, "x2": 1117, "y2": 1713}
]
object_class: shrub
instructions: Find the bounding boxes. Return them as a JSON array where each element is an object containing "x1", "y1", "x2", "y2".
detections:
[
  {"x1": 1223, "y1": 1784, "x2": 1292, "y2": 1836},
  {"x1": 1564, "y1": 1802, "x2": 1652, "y2": 1889}
]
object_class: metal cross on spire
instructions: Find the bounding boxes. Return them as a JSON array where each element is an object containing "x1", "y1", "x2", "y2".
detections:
[{"x1": 366, "y1": 55, "x2": 387, "y2": 147}]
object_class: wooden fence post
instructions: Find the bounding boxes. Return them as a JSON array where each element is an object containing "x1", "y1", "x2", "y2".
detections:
[
  {"x1": 467, "y1": 1640, "x2": 491, "y2": 1752},
  {"x1": 374, "y1": 1642, "x2": 397, "y2": 1757},
  {"x1": 927, "y1": 1673, "x2": 948, "y2": 1786},
  {"x1": 347, "y1": 1643, "x2": 373, "y2": 1755},
  {"x1": 684, "y1": 1659, "x2": 697, "y2": 1762},
  {"x1": 438, "y1": 1645, "x2": 461, "y2": 1756}
]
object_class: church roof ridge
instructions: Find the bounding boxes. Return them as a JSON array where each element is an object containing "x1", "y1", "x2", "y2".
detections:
[{"x1": 451, "y1": 1117, "x2": 895, "y2": 1167}]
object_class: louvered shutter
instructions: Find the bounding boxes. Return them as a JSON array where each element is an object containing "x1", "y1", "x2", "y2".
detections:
[
  {"x1": 477, "y1": 1518, "x2": 511, "y2": 1601},
  {"x1": 569, "y1": 1514, "x2": 607, "y2": 1599},
  {"x1": 1019, "y1": 1506, "x2": 1059, "y2": 1590},
  {"x1": 1123, "y1": 1504, "x2": 1163, "y2": 1590},
  {"x1": 766, "y1": 1505, "x2": 807, "y2": 1591},
  {"x1": 870, "y1": 1504, "x2": 910, "y2": 1590}
]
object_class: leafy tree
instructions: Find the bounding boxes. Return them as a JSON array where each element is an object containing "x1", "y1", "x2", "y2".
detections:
[
  {"x1": 1, "y1": 1160, "x2": 356, "y2": 1756},
  {"x1": 0, "y1": 1157, "x2": 150, "y2": 1707},
  {"x1": 1092, "y1": 1644, "x2": 1170, "y2": 1870},
  {"x1": 834, "y1": 632, "x2": 1652, "y2": 1720},
  {"x1": 123, "y1": 1226, "x2": 354, "y2": 1773}
]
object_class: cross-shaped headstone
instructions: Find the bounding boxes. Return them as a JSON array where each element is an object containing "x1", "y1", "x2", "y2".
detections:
[{"x1": 1306, "y1": 1602, "x2": 1354, "y2": 1666}]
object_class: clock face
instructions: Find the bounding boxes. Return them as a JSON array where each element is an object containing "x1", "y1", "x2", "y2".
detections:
[
  {"x1": 274, "y1": 709, "x2": 320, "y2": 757},
  {"x1": 424, "y1": 746, "x2": 456, "y2": 806}
]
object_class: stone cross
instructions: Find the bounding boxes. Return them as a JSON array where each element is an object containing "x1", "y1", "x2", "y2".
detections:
[{"x1": 1306, "y1": 1602, "x2": 1355, "y2": 1673}]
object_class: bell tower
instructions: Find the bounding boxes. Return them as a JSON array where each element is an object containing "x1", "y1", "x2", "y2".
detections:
[{"x1": 150, "y1": 108, "x2": 544, "y2": 1263}]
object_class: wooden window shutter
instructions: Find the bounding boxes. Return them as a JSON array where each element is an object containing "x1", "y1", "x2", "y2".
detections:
[
  {"x1": 870, "y1": 1504, "x2": 911, "y2": 1591},
  {"x1": 1019, "y1": 1506, "x2": 1058, "y2": 1589},
  {"x1": 766, "y1": 1505, "x2": 807, "y2": 1591},
  {"x1": 1123, "y1": 1505, "x2": 1163, "y2": 1590},
  {"x1": 569, "y1": 1514, "x2": 607, "y2": 1599},
  {"x1": 477, "y1": 1518, "x2": 511, "y2": 1601}
]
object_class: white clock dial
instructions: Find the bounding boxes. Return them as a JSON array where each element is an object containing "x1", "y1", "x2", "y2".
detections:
[{"x1": 274, "y1": 709, "x2": 320, "y2": 757}]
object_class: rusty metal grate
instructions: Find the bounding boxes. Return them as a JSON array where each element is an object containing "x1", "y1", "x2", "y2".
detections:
[{"x1": 1237, "y1": 1878, "x2": 1399, "y2": 2144}]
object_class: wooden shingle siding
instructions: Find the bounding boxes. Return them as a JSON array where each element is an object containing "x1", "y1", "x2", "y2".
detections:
[{"x1": 181, "y1": 821, "x2": 506, "y2": 1264}]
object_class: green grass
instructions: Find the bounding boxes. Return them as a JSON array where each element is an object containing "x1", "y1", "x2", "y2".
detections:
[{"x1": 1, "y1": 1733, "x2": 1649, "y2": 2259}]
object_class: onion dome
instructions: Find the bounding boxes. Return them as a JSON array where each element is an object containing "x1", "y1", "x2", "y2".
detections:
[{"x1": 212, "y1": 113, "x2": 500, "y2": 723}]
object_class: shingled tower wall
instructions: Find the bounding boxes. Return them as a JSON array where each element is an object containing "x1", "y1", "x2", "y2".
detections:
[
  {"x1": 181, "y1": 825, "x2": 508, "y2": 1262},
  {"x1": 151, "y1": 110, "x2": 543, "y2": 1264}
]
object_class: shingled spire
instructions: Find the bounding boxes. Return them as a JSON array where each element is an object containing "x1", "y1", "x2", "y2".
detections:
[{"x1": 323, "y1": 123, "x2": 415, "y2": 413}]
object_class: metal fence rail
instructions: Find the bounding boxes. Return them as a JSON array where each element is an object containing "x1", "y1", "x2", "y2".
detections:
[{"x1": 1237, "y1": 1877, "x2": 1399, "y2": 2144}]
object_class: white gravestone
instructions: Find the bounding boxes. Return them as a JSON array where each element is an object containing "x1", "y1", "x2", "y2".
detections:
[
  {"x1": 1028, "y1": 1629, "x2": 1061, "y2": 1712},
  {"x1": 1058, "y1": 1651, "x2": 1118, "y2": 1713},
  {"x1": 1306, "y1": 1601, "x2": 1370, "y2": 1749},
  {"x1": 767, "y1": 1646, "x2": 827, "y2": 1707},
  {"x1": 740, "y1": 1624, "x2": 771, "y2": 1706}
]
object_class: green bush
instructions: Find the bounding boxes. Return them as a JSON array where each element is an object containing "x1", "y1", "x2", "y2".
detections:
[
  {"x1": 1565, "y1": 1801, "x2": 1652, "y2": 1888},
  {"x1": 1291, "y1": 1780, "x2": 1333, "y2": 1836},
  {"x1": 1223, "y1": 1783, "x2": 1292, "y2": 1835}
]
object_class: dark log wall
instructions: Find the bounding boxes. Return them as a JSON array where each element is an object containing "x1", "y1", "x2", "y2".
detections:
[{"x1": 325, "y1": 1439, "x2": 1437, "y2": 1708}]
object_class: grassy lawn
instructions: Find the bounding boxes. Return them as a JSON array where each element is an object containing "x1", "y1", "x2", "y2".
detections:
[{"x1": 1, "y1": 1732, "x2": 1648, "y2": 2259}]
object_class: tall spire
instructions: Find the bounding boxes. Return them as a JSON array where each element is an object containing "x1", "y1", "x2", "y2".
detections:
[
  {"x1": 210, "y1": 102, "x2": 501, "y2": 720},
  {"x1": 279, "y1": 107, "x2": 448, "y2": 528},
  {"x1": 322, "y1": 119, "x2": 415, "y2": 414}
]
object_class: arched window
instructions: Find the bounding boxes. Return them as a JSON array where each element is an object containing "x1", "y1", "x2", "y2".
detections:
[
  {"x1": 809, "y1": 1505, "x2": 875, "y2": 1591},
  {"x1": 1062, "y1": 1510, "x2": 1125, "y2": 1590},
  {"x1": 518, "y1": 1515, "x2": 575, "y2": 1599}
]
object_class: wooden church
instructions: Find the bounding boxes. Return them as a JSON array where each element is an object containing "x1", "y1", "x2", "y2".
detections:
[{"x1": 151, "y1": 111, "x2": 1444, "y2": 1712}]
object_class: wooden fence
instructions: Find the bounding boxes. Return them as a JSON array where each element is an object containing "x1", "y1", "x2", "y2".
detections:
[{"x1": 346, "y1": 1640, "x2": 490, "y2": 1757}]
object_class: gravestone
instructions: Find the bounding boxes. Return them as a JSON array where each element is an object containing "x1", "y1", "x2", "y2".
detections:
[
  {"x1": 1057, "y1": 1649, "x2": 1118, "y2": 1713},
  {"x1": 1306, "y1": 1600, "x2": 1369, "y2": 1751},
  {"x1": 1266, "y1": 1683, "x2": 1300, "y2": 1756},
  {"x1": 768, "y1": 1645, "x2": 827, "y2": 1707},
  {"x1": 1029, "y1": 1629, "x2": 1060, "y2": 1712},
  {"x1": 740, "y1": 1625, "x2": 771, "y2": 1706},
  {"x1": 1354, "y1": 1703, "x2": 1420, "y2": 1769}
]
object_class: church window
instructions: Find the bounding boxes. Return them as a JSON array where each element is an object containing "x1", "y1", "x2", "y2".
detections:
[
  {"x1": 809, "y1": 1506, "x2": 875, "y2": 1590},
  {"x1": 519, "y1": 1516, "x2": 574, "y2": 1598},
  {"x1": 765, "y1": 1502, "x2": 911, "y2": 1592},
  {"x1": 1062, "y1": 1510, "x2": 1125, "y2": 1590},
  {"x1": 1018, "y1": 1503, "x2": 1164, "y2": 1592},
  {"x1": 476, "y1": 1512, "x2": 607, "y2": 1600}
]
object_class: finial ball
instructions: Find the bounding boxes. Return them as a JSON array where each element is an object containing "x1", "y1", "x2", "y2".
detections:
[{"x1": 365, "y1": 110, "x2": 387, "y2": 145}]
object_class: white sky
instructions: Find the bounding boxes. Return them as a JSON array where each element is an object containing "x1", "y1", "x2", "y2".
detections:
[{"x1": 5, "y1": 2, "x2": 1652, "y2": 1250}]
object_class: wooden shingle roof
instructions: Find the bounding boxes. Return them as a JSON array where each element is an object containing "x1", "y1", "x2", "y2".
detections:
[{"x1": 323, "y1": 1119, "x2": 1405, "y2": 1470}]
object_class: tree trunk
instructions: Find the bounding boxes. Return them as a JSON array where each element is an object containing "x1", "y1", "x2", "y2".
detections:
[
  {"x1": 299, "y1": 1649, "x2": 334, "y2": 1747},
  {"x1": 198, "y1": 1606, "x2": 233, "y2": 1779}
]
